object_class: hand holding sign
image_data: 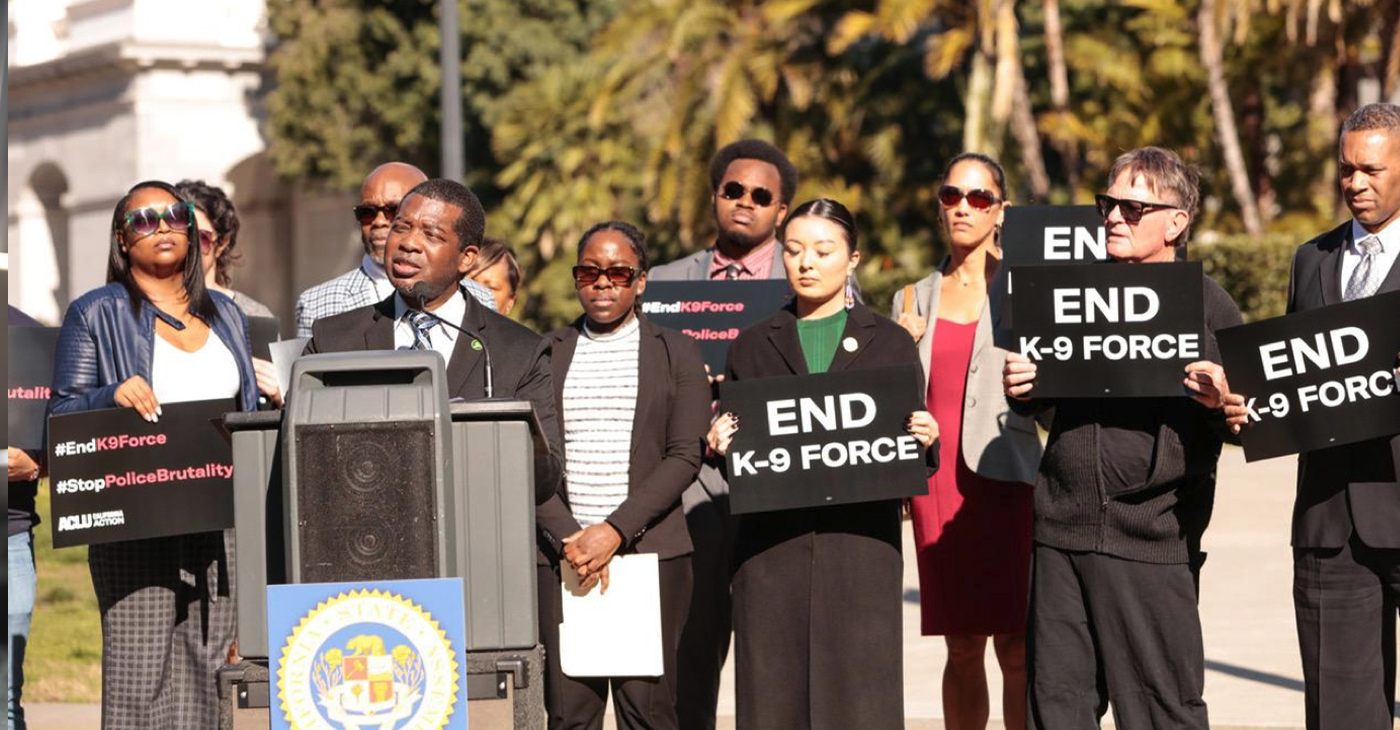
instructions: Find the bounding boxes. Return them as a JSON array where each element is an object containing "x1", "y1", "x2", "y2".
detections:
[
  {"x1": 114, "y1": 375, "x2": 161, "y2": 423},
  {"x1": 707, "y1": 412, "x2": 741, "y2": 456},
  {"x1": 1182, "y1": 360, "x2": 1232, "y2": 410}
]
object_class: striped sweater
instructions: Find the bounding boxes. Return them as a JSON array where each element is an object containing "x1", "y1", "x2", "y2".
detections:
[{"x1": 561, "y1": 316, "x2": 641, "y2": 527}]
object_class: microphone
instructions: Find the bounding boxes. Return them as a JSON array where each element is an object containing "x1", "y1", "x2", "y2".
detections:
[{"x1": 409, "y1": 282, "x2": 495, "y2": 398}]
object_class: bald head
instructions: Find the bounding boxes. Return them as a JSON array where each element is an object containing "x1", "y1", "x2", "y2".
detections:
[{"x1": 358, "y1": 162, "x2": 429, "y2": 262}]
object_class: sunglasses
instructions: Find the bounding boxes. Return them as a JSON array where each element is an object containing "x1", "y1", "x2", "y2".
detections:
[
  {"x1": 1095, "y1": 194, "x2": 1179, "y2": 223},
  {"x1": 938, "y1": 185, "x2": 1002, "y2": 210},
  {"x1": 719, "y1": 181, "x2": 776, "y2": 208},
  {"x1": 353, "y1": 203, "x2": 399, "y2": 225},
  {"x1": 572, "y1": 265, "x2": 641, "y2": 287},
  {"x1": 123, "y1": 203, "x2": 194, "y2": 238}
]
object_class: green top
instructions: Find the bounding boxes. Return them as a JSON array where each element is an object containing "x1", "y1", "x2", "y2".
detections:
[{"x1": 795, "y1": 309, "x2": 848, "y2": 374}]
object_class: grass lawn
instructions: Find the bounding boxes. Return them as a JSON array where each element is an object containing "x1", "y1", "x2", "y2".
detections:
[{"x1": 25, "y1": 483, "x2": 103, "y2": 702}]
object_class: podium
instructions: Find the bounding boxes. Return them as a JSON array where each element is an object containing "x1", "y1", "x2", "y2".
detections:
[{"x1": 218, "y1": 351, "x2": 547, "y2": 730}]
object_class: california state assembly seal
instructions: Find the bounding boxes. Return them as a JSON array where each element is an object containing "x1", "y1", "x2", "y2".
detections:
[{"x1": 277, "y1": 589, "x2": 460, "y2": 730}]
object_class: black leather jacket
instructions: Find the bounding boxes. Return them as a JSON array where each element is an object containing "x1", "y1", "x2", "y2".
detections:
[{"x1": 47, "y1": 283, "x2": 259, "y2": 417}]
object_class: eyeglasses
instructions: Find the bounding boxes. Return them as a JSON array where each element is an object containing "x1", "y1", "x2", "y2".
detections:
[
  {"x1": 198, "y1": 230, "x2": 217, "y2": 251},
  {"x1": 353, "y1": 203, "x2": 399, "y2": 225},
  {"x1": 572, "y1": 265, "x2": 641, "y2": 287},
  {"x1": 123, "y1": 203, "x2": 195, "y2": 238},
  {"x1": 719, "y1": 181, "x2": 776, "y2": 208},
  {"x1": 1095, "y1": 194, "x2": 1179, "y2": 223},
  {"x1": 938, "y1": 186, "x2": 1002, "y2": 210}
]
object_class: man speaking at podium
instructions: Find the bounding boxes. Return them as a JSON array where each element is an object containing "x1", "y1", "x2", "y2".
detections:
[{"x1": 303, "y1": 178, "x2": 563, "y2": 505}]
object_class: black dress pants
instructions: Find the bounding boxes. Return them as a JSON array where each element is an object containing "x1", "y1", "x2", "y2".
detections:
[
  {"x1": 1293, "y1": 535, "x2": 1400, "y2": 730},
  {"x1": 674, "y1": 480, "x2": 733, "y2": 730},
  {"x1": 1026, "y1": 544, "x2": 1209, "y2": 730},
  {"x1": 538, "y1": 556, "x2": 693, "y2": 730}
]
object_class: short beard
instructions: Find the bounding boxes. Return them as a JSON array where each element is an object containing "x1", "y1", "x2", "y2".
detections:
[{"x1": 718, "y1": 224, "x2": 772, "y2": 250}]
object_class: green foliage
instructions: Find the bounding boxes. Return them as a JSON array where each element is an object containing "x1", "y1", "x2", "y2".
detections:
[
  {"x1": 25, "y1": 485, "x2": 104, "y2": 702},
  {"x1": 263, "y1": 0, "x2": 1386, "y2": 331},
  {"x1": 1191, "y1": 234, "x2": 1301, "y2": 322}
]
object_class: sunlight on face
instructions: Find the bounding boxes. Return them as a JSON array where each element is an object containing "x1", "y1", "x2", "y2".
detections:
[{"x1": 781, "y1": 215, "x2": 859, "y2": 309}]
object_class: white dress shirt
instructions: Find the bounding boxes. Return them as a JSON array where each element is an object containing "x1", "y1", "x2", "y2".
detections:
[
  {"x1": 391, "y1": 287, "x2": 466, "y2": 362},
  {"x1": 1340, "y1": 219, "x2": 1400, "y2": 294},
  {"x1": 362, "y1": 253, "x2": 397, "y2": 302}
]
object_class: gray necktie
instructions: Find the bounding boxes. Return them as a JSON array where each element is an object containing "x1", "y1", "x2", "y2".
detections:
[
  {"x1": 1344, "y1": 235, "x2": 1384, "y2": 301},
  {"x1": 405, "y1": 310, "x2": 437, "y2": 350},
  {"x1": 723, "y1": 263, "x2": 743, "y2": 280}
]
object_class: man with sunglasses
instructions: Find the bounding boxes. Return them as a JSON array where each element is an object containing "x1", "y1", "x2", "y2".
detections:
[
  {"x1": 303, "y1": 178, "x2": 562, "y2": 507},
  {"x1": 294, "y1": 162, "x2": 497, "y2": 337},
  {"x1": 647, "y1": 139, "x2": 797, "y2": 730},
  {"x1": 1003, "y1": 147, "x2": 1244, "y2": 730},
  {"x1": 1229, "y1": 103, "x2": 1400, "y2": 730}
]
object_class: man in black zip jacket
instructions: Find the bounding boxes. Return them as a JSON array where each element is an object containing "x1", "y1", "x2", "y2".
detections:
[{"x1": 1002, "y1": 147, "x2": 1244, "y2": 730}]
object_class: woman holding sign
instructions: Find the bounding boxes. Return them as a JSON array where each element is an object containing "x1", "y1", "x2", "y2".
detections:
[
  {"x1": 707, "y1": 199, "x2": 938, "y2": 730},
  {"x1": 891, "y1": 153, "x2": 1039, "y2": 730},
  {"x1": 48, "y1": 180, "x2": 278, "y2": 730},
  {"x1": 539, "y1": 221, "x2": 711, "y2": 730}
]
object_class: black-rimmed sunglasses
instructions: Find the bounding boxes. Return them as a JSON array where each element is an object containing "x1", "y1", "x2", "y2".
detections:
[
  {"x1": 938, "y1": 185, "x2": 1002, "y2": 210},
  {"x1": 572, "y1": 265, "x2": 641, "y2": 287},
  {"x1": 353, "y1": 203, "x2": 399, "y2": 225},
  {"x1": 1095, "y1": 194, "x2": 1179, "y2": 223},
  {"x1": 719, "y1": 181, "x2": 776, "y2": 208}
]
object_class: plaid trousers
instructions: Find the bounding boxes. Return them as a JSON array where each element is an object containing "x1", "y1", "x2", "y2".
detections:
[{"x1": 88, "y1": 530, "x2": 236, "y2": 730}]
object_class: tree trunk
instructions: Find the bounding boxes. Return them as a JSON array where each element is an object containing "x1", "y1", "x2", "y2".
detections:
[
  {"x1": 1011, "y1": 60, "x2": 1051, "y2": 201},
  {"x1": 1042, "y1": 0, "x2": 1080, "y2": 198},
  {"x1": 1197, "y1": 0, "x2": 1263, "y2": 237},
  {"x1": 964, "y1": 47, "x2": 994, "y2": 153}
]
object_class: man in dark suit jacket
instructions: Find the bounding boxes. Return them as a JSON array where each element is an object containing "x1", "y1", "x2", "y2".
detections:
[
  {"x1": 1279, "y1": 103, "x2": 1400, "y2": 730},
  {"x1": 304, "y1": 178, "x2": 563, "y2": 505}
]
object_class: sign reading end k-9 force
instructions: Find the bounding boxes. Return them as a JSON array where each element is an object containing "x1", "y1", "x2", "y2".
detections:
[
  {"x1": 720, "y1": 365, "x2": 928, "y2": 514},
  {"x1": 1217, "y1": 290, "x2": 1400, "y2": 462},
  {"x1": 1011, "y1": 262, "x2": 1206, "y2": 398}
]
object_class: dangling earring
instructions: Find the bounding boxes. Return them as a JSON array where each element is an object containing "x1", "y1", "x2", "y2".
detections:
[{"x1": 845, "y1": 275, "x2": 856, "y2": 310}]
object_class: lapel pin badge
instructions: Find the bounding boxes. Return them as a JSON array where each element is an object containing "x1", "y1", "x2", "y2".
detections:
[
  {"x1": 842, "y1": 337, "x2": 858, "y2": 353},
  {"x1": 472, "y1": 340, "x2": 484, "y2": 351}
]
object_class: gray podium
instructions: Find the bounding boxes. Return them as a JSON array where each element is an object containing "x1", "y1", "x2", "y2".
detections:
[{"x1": 218, "y1": 351, "x2": 546, "y2": 730}]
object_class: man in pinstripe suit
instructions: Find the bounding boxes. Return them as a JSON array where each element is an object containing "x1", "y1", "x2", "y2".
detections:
[{"x1": 294, "y1": 162, "x2": 496, "y2": 336}]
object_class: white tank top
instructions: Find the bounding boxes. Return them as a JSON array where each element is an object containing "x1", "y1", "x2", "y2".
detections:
[{"x1": 151, "y1": 331, "x2": 241, "y2": 404}]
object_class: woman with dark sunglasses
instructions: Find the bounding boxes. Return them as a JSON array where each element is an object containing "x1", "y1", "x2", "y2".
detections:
[
  {"x1": 706, "y1": 199, "x2": 938, "y2": 730},
  {"x1": 537, "y1": 221, "x2": 710, "y2": 730},
  {"x1": 47, "y1": 181, "x2": 275, "y2": 729},
  {"x1": 891, "y1": 153, "x2": 1041, "y2": 730}
]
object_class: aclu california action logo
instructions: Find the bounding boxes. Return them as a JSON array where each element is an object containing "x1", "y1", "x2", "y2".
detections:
[{"x1": 277, "y1": 589, "x2": 459, "y2": 730}]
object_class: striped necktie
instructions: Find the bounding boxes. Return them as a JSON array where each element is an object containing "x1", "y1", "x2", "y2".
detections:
[
  {"x1": 1344, "y1": 235, "x2": 1383, "y2": 301},
  {"x1": 405, "y1": 310, "x2": 438, "y2": 351}
]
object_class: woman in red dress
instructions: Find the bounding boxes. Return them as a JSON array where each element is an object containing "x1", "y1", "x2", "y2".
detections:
[{"x1": 892, "y1": 154, "x2": 1043, "y2": 730}]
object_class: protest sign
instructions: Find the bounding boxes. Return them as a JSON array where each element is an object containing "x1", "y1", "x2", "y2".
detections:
[
  {"x1": 640, "y1": 280, "x2": 789, "y2": 372},
  {"x1": 48, "y1": 398, "x2": 236, "y2": 547},
  {"x1": 1011, "y1": 261, "x2": 1205, "y2": 398},
  {"x1": 1218, "y1": 290, "x2": 1400, "y2": 461},
  {"x1": 8, "y1": 327, "x2": 59, "y2": 450},
  {"x1": 248, "y1": 315, "x2": 282, "y2": 360},
  {"x1": 997, "y1": 205, "x2": 1107, "y2": 330},
  {"x1": 720, "y1": 365, "x2": 927, "y2": 514}
]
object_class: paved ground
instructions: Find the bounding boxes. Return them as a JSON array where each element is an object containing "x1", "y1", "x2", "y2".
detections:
[{"x1": 23, "y1": 448, "x2": 1399, "y2": 729}]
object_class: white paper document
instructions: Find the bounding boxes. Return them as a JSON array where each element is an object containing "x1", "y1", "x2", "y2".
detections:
[
  {"x1": 559, "y1": 553, "x2": 663, "y2": 677},
  {"x1": 268, "y1": 337, "x2": 311, "y2": 399}
]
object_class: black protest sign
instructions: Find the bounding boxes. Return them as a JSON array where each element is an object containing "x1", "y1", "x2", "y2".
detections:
[
  {"x1": 1002, "y1": 205, "x2": 1108, "y2": 267},
  {"x1": 248, "y1": 316, "x2": 281, "y2": 360},
  {"x1": 1011, "y1": 261, "x2": 1205, "y2": 398},
  {"x1": 719, "y1": 365, "x2": 927, "y2": 514},
  {"x1": 8, "y1": 327, "x2": 59, "y2": 450},
  {"x1": 48, "y1": 398, "x2": 237, "y2": 548},
  {"x1": 641, "y1": 280, "x2": 790, "y2": 372},
  {"x1": 1218, "y1": 290, "x2": 1400, "y2": 462}
]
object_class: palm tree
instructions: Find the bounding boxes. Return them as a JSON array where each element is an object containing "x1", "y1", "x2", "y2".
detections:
[{"x1": 1198, "y1": 0, "x2": 1264, "y2": 236}]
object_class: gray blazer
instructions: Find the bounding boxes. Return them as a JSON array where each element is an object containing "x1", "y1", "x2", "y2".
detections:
[
  {"x1": 892, "y1": 265, "x2": 1041, "y2": 485},
  {"x1": 648, "y1": 247, "x2": 789, "y2": 282}
]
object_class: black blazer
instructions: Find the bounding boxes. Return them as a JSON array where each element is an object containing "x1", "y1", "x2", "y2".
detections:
[
  {"x1": 538, "y1": 316, "x2": 710, "y2": 562},
  {"x1": 1287, "y1": 222, "x2": 1400, "y2": 549},
  {"x1": 303, "y1": 290, "x2": 565, "y2": 506}
]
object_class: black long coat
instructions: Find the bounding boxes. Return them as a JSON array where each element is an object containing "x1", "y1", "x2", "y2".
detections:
[{"x1": 723, "y1": 301, "x2": 935, "y2": 730}]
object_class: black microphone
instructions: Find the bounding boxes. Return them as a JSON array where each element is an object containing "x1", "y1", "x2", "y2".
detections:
[{"x1": 408, "y1": 282, "x2": 495, "y2": 398}]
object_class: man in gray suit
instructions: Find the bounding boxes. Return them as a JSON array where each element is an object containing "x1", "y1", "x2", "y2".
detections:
[{"x1": 649, "y1": 139, "x2": 797, "y2": 730}]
